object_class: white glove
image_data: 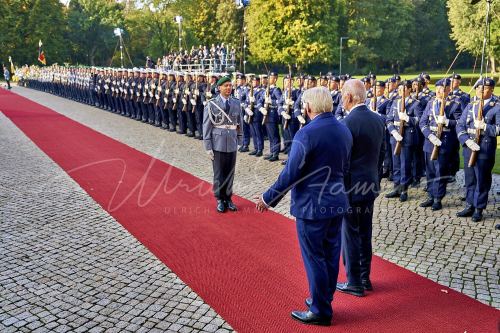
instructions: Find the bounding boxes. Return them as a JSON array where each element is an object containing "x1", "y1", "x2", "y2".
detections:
[
  {"x1": 259, "y1": 107, "x2": 268, "y2": 116},
  {"x1": 182, "y1": 98, "x2": 187, "y2": 104},
  {"x1": 428, "y1": 134, "x2": 442, "y2": 146},
  {"x1": 286, "y1": 99, "x2": 294, "y2": 106},
  {"x1": 194, "y1": 90, "x2": 199, "y2": 96},
  {"x1": 437, "y1": 115, "x2": 449, "y2": 126},
  {"x1": 172, "y1": 98, "x2": 177, "y2": 103},
  {"x1": 249, "y1": 96, "x2": 255, "y2": 103},
  {"x1": 465, "y1": 139, "x2": 480, "y2": 152},
  {"x1": 265, "y1": 97, "x2": 272, "y2": 104},
  {"x1": 190, "y1": 99, "x2": 196, "y2": 105},
  {"x1": 203, "y1": 101, "x2": 207, "y2": 106},
  {"x1": 398, "y1": 112, "x2": 409, "y2": 122},
  {"x1": 391, "y1": 130, "x2": 403, "y2": 142},
  {"x1": 174, "y1": 89, "x2": 179, "y2": 94},
  {"x1": 206, "y1": 150, "x2": 214, "y2": 160},
  {"x1": 281, "y1": 111, "x2": 291, "y2": 120},
  {"x1": 298, "y1": 115, "x2": 306, "y2": 125},
  {"x1": 245, "y1": 108, "x2": 254, "y2": 116},
  {"x1": 474, "y1": 119, "x2": 486, "y2": 130},
  {"x1": 243, "y1": 115, "x2": 249, "y2": 123}
]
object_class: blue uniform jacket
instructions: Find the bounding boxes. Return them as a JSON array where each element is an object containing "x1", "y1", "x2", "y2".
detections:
[
  {"x1": 456, "y1": 96, "x2": 500, "y2": 160},
  {"x1": 419, "y1": 96, "x2": 462, "y2": 154},
  {"x1": 386, "y1": 96, "x2": 423, "y2": 146},
  {"x1": 263, "y1": 112, "x2": 353, "y2": 219},
  {"x1": 256, "y1": 85, "x2": 282, "y2": 123}
]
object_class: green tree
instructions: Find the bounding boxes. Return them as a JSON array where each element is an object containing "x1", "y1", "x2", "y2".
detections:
[
  {"x1": 190, "y1": 0, "x2": 219, "y2": 46},
  {"x1": 245, "y1": 0, "x2": 341, "y2": 70},
  {"x1": 66, "y1": 0, "x2": 125, "y2": 66},
  {"x1": 342, "y1": 0, "x2": 414, "y2": 72},
  {"x1": 215, "y1": 0, "x2": 243, "y2": 51},
  {"x1": 447, "y1": 0, "x2": 499, "y2": 73}
]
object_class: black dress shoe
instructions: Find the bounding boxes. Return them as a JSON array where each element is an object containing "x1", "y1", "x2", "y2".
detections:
[
  {"x1": 457, "y1": 204, "x2": 474, "y2": 217},
  {"x1": 381, "y1": 170, "x2": 390, "y2": 178},
  {"x1": 472, "y1": 208, "x2": 483, "y2": 222},
  {"x1": 255, "y1": 150, "x2": 263, "y2": 157},
  {"x1": 447, "y1": 176, "x2": 456, "y2": 183},
  {"x1": 336, "y1": 282, "x2": 365, "y2": 297},
  {"x1": 305, "y1": 297, "x2": 312, "y2": 308},
  {"x1": 431, "y1": 199, "x2": 442, "y2": 211},
  {"x1": 248, "y1": 150, "x2": 257, "y2": 156},
  {"x1": 385, "y1": 189, "x2": 401, "y2": 199},
  {"x1": 420, "y1": 197, "x2": 434, "y2": 208},
  {"x1": 268, "y1": 155, "x2": 279, "y2": 162},
  {"x1": 216, "y1": 200, "x2": 226, "y2": 213},
  {"x1": 263, "y1": 154, "x2": 272, "y2": 160},
  {"x1": 362, "y1": 279, "x2": 373, "y2": 291},
  {"x1": 281, "y1": 160, "x2": 287, "y2": 165},
  {"x1": 410, "y1": 180, "x2": 421, "y2": 188},
  {"x1": 225, "y1": 200, "x2": 237, "y2": 211},
  {"x1": 399, "y1": 192, "x2": 408, "y2": 202},
  {"x1": 290, "y1": 310, "x2": 331, "y2": 326}
]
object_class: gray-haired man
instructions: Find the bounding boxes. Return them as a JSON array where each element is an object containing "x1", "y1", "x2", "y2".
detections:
[{"x1": 203, "y1": 76, "x2": 244, "y2": 213}]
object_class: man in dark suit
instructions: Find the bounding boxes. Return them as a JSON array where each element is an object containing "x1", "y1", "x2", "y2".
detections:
[
  {"x1": 255, "y1": 87, "x2": 353, "y2": 326},
  {"x1": 336, "y1": 79, "x2": 385, "y2": 297}
]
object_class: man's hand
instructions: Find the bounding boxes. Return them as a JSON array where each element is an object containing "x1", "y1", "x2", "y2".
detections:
[
  {"x1": 428, "y1": 134, "x2": 442, "y2": 146},
  {"x1": 259, "y1": 107, "x2": 268, "y2": 115},
  {"x1": 465, "y1": 139, "x2": 480, "y2": 152},
  {"x1": 254, "y1": 195, "x2": 269, "y2": 212},
  {"x1": 437, "y1": 115, "x2": 449, "y2": 126},
  {"x1": 206, "y1": 150, "x2": 214, "y2": 160},
  {"x1": 281, "y1": 111, "x2": 291, "y2": 120},
  {"x1": 391, "y1": 130, "x2": 403, "y2": 142},
  {"x1": 398, "y1": 112, "x2": 409, "y2": 122},
  {"x1": 297, "y1": 115, "x2": 306, "y2": 124},
  {"x1": 245, "y1": 108, "x2": 254, "y2": 116}
]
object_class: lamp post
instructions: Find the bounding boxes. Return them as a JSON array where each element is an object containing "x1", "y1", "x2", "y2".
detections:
[
  {"x1": 339, "y1": 36, "x2": 348, "y2": 75},
  {"x1": 113, "y1": 28, "x2": 124, "y2": 68},
  {"x1": 175, "y1": 16, "x2": 183, "y2": 51}
]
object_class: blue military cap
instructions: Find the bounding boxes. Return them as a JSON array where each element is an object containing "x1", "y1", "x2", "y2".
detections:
[
  {"x1": 269, "y1": 72, "x2": 278, "y2": 77},
  {"x1": 320, "y1": 74, "x2": 328, "y2": 80},
  {"x1": 329, "y1": 75, "x2": 340, "y2": 82},
  {"x1": 361, "y1": 77, "x2": 370, "y2": 83},
  {"x1": 368, "y1": 73, "x2": 376, "y2": 79},
  {"x1": 306, "y1": 75, "x2": 316, "y2": 81},
  {"x1": 435, "y1": 78, "x2": 451, "y2": 87},
  {"x1": 393, "y1": 74, "x2": 401, "y2": 81},
  {"x1": 473, "y1": 77, "x2": 496, "y2": 88},
  {"x1": 283, "y1": 74, "x2": 293, "y2": 79},
  {"x1": 420, "y1": 73, "x2": 431, "y2": 81},
  {"x1": 399, "y1": 80, "x2": 412, "y2": 88},
  {"x1": 260, "y1": 74, "x2": 268, "y2": 79},
  {"x1": 375, "y1": 80, "x2": 385, "y2": 87},
  {"x1": 414, "y1": 76, "x2": 425, "y2": 84},
  {"x1": 452, "y1": 73, "x2": 462, "y2": 80},
  {"x1": 236, "y1": 73, "x2": 246, "y2": 79},
  {"x1": 386, "y1": 77, "x2": 397, "y2": 83}
]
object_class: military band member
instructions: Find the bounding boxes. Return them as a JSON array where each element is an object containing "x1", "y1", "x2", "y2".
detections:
[
  {"x1": 419, "y1": 78, "x2": 462, "y2": 210},
  {"x1": 385, "y1": 80, "x2": 423, "y2": 202},
  {"x1": 203, "y1": 76, "x2": 243, "y2": 213},
  {"x1": 456, "y1": 78, "x2": 499, "y2": 222}
]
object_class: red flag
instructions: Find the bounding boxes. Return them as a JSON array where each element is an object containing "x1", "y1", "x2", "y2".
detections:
[{"x1": 38, "y1": 40, "x2": 46, "y2": 65}]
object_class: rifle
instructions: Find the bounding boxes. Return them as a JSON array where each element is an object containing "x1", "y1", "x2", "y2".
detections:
[
  {"x1": 172, "y1": 79, "x2": 180, "y2": 109},
  {"x1": 192, "y1": 73, "x2": 198, "y2": 113},
  {"x1": 393, "y1": 86, "x2": 406, "y2": 156},
  {"x1": 284, "y1": 67, "x2": 293, "y2": 129},
  {"x1": 430, "y1": 83, "x2": 448, "y2": 160},
  {"x1": 247, "y1": 82, "x2": 254, "y2": 124},
  {"x1": 155, "y1": 78, "x2": 162, "y2": 108},
  {"x1": 371, "y1": 83, "x2": 377, "y2": 112},
  {"x1": 262, "y1": 77, "x2": 270, "y2": 125},
  {"x1": 182, "y1": 79, "x2": 190, "y2": 112},
  {"x1": 468, "y1": 84, "x2": 485, "y2": 167},
  {"x1": 142, "y1": 78, "x2": 149, "y2": 103}
]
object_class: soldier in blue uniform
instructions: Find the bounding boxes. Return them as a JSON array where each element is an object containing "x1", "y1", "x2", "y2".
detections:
[
  {"x1": 366, "y1": 80, "x2": 390, "y2": 116},
  {"x1": 385, "y1": 80, "x2": 424, "y2": 201},
  {"x1": 456, "y1": 78, "x2": 499, "y2": 222},
  {"x1": 166, "y1": 72, "x2": 177, "y2": 132},
  {"x1": 244, "y1": 76, "x2": 264, "y2": 157},
  {"x1": 295, "y1": 75, "x2": 317, "y2": 125},
  {"x1": 328, "y1": 75, "x2": 342, "y2": 114},
  {"x1": 234, "y1": 74, "x2": 251, "y2": 152},
  {"x1": 258, "y1": 72, "x2": 282, "y2": 162},
  {"x1": 279, "y1": 74, "x2": 298, "y2": 160},
  {"x1": 176, "y1": 72, "x2": 188, "y2": 134},
  {"x1": 419, "y1": 78, "x2": 462, "y2": 210},
  {"x1": 193, "y1": 73, "x2": 207, "y2": 140}
]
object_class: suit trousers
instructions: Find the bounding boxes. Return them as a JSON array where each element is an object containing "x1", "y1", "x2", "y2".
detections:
[
  {"x1": 212, "y1": 151, "x2": 237, "y2": 201},
  {"x1": 425, "y1": 152, "x2": 451, "y2": 199},
  {"x1": 341, "y1": 201, "x2": 374, "y2": 286},
  {"x1": 463, "y1": 149, "x2": 494, "y2": 209},
  {"x1": 296, "y1": 216, "x2": 342, "y2": 318}
]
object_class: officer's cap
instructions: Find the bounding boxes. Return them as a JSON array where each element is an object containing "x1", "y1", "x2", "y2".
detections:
[
  {"x1": 386, "y1": 77, "x2": 397, "y2": 83},
  {"x1": 375, "y1": 80, "x2": 385, "y2": 87},
  {"x1": 260, "y1": 74, "x2": 268, "y2": 79},
  {"x1": 306, "y1": 75, "x2": 316, "y2": 81},
  {"x1": 452, "y1": 73, "x2": 462, "y2": 80},
  {"x1": 435, "y1": 78, "x2": 451, "y2": 87},
  {"x1": 320, "y1": 74, "x2": 328, "y2": 80},
  {"x1": 133, "y1": 67, "x2": 140, "y2": 72},
  {"x1": 283, "y1": 74, "x2": 293, "y2": 80},
  {"x1": 269, "y1": 72, "x2": 278, "y2": 77},
  {"x1": 236, "y1": 73, "x2": 246, "y2": 79},
  {"x1": 361, "y1": 77, "x2": 370, "y2": 83},
  {"x1": 368, "y1": 73, "x2": 377, "y2": 79},
  {"x1": 473, "y1": 77, "x2": 495, "y2": 88},
  {"x1": 210, "y1": 73, "x2": 219, "y2": 78},
  {"x1": 420, "y1": 73, "x2": 430, "y2": 81},
  {"x1": 330, "y1": 76, "x2": 340, "y2": 82}
]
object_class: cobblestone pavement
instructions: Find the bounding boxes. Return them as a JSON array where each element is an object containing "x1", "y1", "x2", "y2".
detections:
[
  {"x1": 0, "y1": 111, "x2": 233, "y2": 332},
  {"x1": 1, "y1": 86, "x2": 499, "y2": 332}
]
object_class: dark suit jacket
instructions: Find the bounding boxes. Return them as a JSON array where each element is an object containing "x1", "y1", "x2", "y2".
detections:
[
  {"x1": 263, "y1": 112, "x2": 352, "y2": 220},
  {"x1": 343, "y1": 105, "x2": 385, "y2": 203}
]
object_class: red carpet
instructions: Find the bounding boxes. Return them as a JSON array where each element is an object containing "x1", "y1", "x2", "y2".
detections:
[{"x1": 1, "y1": 88, "x2": 498, "y2": 332}]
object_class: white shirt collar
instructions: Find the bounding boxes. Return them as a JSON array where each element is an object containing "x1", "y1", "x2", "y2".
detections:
[{"x1": 346, "y1": 103, "x2": 365, "y2": 114}]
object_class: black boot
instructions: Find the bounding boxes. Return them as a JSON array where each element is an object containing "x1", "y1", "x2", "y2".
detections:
[
  {"x1": 248, "y1": 150, "x2": 257, "y2": 156},
  {"x1": 431, "y1": 198, "x2": 442, "y2": 211},
  {"x1": 399, "y1": 191, "x2": 408, "y2": 202},
  {"x1": 419, "y1": 196, "x2": 434, "y2": 208},
  {"x1": 268, "y1": 154, "x2": 279, "y2": 162},
  {"x1": 472, "y1": 208, "x2": 483, "y2": 222},
  {"x1": 456, "y1": 203, "x2": 474, "y2": 217},
  {"x1": 385, "y1": 188, "x2": 401, "y2": 199},
  {"x1": 255, "y1": 150, "x2": 263, "y2": 157}
]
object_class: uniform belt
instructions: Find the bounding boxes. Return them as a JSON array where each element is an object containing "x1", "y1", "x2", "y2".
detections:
[
  {"x1": 467, "y1": 129, "x2": 480, "y2": 134},
  {"x1": 214, "y1": 125, "x2": 237, "y2": 130},
  {"x1": 430, "y1": 126, "x2": 450, "y2": 132}
]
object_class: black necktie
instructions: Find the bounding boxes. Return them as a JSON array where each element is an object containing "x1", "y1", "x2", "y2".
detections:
[{"x1": 225, "y1": 100, "x2": 230, "y2": 113}]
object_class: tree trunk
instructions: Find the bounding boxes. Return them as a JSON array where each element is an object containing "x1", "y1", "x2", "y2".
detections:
[
  {"x1": 489, "y1": 56, "x2": 496, "y2": 74},
  {"x1": 89, "y1": 45, "x2": 97, "y2": 66}
]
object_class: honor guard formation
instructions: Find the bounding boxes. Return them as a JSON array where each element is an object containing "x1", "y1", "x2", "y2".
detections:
[{"x1": 17, "y1": 66, "x2": 499, "y2": 222}]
